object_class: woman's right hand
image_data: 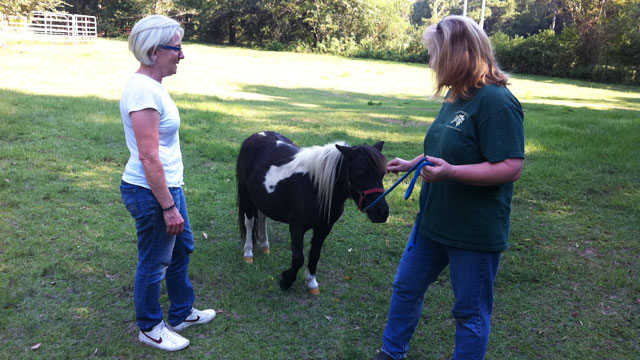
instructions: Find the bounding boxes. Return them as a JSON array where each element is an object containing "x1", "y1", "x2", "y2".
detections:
[
  {"x1": 387, "y1": 157, "x2": 413, "y2": 173},
  {"x1": 163, "y1": 207, "x2": 184, "y2": 235}
]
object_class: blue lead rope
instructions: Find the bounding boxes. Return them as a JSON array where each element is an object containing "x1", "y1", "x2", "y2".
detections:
[{"x1": 363, "y1": 158, "x2": 434, "y2": 212}]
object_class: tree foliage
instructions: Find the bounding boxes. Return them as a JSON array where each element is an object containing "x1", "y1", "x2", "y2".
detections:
[
  {"x1": 1, "y1": 0, "x2": 67, "y2": 16},
  {"x1": 10, "y1": 0, "x2": 638, "y2": 84}
]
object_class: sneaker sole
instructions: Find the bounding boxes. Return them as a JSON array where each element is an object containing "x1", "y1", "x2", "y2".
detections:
[{"x1": 169, "y1": 311, "x2": 216, "y2": 332}]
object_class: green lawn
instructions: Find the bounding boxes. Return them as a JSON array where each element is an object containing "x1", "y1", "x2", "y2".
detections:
[{"x1": 0, "y1": 39, "x2": 638, "y2": 359}]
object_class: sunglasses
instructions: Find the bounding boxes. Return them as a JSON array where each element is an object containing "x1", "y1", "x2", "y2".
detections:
[{"x1": 158, "y1": 44, "x2": 182, "y2": 52}]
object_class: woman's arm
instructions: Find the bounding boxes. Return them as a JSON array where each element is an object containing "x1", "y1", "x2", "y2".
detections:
[
  {"x1": 131, "y1": 108, "x2": 184, "y2": 234},
  {"x1": 421, "y1": 156, "x2": 523, "y2": 186}
]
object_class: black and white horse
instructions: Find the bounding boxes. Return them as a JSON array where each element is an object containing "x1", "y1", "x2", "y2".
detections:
[{"x1": 236, "y1": 131, "x2": 389, "y2": 294}]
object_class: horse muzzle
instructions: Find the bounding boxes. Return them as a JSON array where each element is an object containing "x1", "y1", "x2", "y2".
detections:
[
  {"x1": 364, "y1": 200, "x2": 389, "y2": 223},
  {"x1": 359, "y1": 189, "x2": 389, "y2": 223}
]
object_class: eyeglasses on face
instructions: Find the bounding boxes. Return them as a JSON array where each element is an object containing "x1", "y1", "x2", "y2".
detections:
[{"x1": 158, "y1": 44, "x2": 182, "y2": 52}]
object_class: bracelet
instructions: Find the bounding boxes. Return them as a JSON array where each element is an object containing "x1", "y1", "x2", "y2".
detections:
[{"x1": 162, "y1": 202, "x2": 176, "y2": 212}]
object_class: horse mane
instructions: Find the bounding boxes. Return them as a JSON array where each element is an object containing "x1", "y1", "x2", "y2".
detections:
[{"x1": 293, "y1": 141, "x2": 347, "y2": 220}]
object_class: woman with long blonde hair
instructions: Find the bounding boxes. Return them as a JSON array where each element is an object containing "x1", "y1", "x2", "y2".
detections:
[{"x1": 375, "y1": 15, "x2": 525, "y2": 360}]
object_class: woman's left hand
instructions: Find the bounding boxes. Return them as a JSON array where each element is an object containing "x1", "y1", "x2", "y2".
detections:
[
  {"x1": 420, "y1": 155, "x2": 453, "y2": 183},
  {"x1": 163, "y1": 207, "x2": 185, "y2": 235}
]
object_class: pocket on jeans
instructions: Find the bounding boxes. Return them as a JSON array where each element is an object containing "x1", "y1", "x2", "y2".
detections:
[
  {"x1": 121, "y1": 189, "x2": 138, "y2": 217},
  {"x1": 121, "y1": 185, "x2": 157, "y2": 221}
]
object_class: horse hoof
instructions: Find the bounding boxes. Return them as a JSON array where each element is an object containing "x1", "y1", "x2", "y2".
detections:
[
  {"x1": 279, "y1": 276, "x2": 293, "y2": 290},
  {"x1": 308, "y1": 287, "x2": 320, "y2": 295},
  {"x1": 260, "y1": 247, "x2": 270, "y2": 255},
  {"x1": 244, "y1": 256, "x2": 253, "y2": 264}
]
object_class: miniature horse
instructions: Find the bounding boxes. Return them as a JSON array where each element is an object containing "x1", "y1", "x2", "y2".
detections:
[{"x1": 236, "y1": 131, "x2": 389, "y2": 294}]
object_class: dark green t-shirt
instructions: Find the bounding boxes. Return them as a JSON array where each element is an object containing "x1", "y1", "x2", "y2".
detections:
[{"x1": 418, "y1": 85, "x2": 525, "y2": 252}]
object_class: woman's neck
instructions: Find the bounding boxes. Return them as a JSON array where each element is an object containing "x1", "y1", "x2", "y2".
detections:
[{"x1": 136, "y1": 65, "x2": 162, "y2": 83}]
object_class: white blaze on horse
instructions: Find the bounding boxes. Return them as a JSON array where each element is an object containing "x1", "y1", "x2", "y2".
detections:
[{"x1": 236, "y1": 131, "x2": 389, "y2": 294}]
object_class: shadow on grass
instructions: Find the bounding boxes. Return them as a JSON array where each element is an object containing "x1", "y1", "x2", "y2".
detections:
[
  {"x1": 513, "y1": 73, "x2": 640, "y2": 92},
  {"x1": 617, "y1": 96, "x2": 640, "y2": 105},
  {"x1": 1, "y1": 84, "x2": 638, "y2": 223}
]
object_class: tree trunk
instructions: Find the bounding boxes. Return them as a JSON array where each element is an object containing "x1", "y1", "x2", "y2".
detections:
[
  {"x1": 313, "y1": 27, "x2": 318, "y2": 48},
  {"x1": 229, "y1": 19, "x2": 237, "y2": 45}
]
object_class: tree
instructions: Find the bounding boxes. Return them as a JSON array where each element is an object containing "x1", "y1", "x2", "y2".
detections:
[
  {"x1": 0, "y1": 0, "x2": 66, "y2": 16},
  {"x1": 562, "y1": 0, "x2": 639, "y2": 65}
]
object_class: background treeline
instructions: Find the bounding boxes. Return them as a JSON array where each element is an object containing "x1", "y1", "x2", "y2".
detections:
[{"x1": 3, "y1": 0, "x2": 639, "y2": 84}]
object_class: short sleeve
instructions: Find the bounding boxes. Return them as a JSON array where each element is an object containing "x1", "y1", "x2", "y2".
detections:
[
  {"x1": 476, "y1": 102, "x2": 525, "y2": 163},
  {"x1": 122, "y1": 81, "x2": 160, "y2": 115}
]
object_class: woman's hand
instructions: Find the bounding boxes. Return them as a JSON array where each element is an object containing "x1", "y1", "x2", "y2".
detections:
[
  {"x1": 387, "y1": 154, "x2": 426, "y2": 174},
  {"x1": 163, "y1": 207, "x2": 184, "y2": 235},
  {"x1": 420, "y1": 156, "x2": 454, "y2": 182},
  {"x1": 387, "y1": 158, "x2": 412, "y2": 173}
]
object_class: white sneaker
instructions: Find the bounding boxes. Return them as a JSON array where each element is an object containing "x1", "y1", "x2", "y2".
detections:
[
  {"x1": 168, "y1": 307, "x2": 216, "y2": 332},
  {"x1": 138, "y1": 321, "x2": 189, "y2": 351}
]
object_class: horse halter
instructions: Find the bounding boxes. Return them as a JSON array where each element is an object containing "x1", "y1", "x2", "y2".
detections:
[
  {"x1": 362, "y1": 158, "x2": 435, "y2": 212},
  {"x1": 350, "y1": 185, "x2": 385, "y2": 212}
]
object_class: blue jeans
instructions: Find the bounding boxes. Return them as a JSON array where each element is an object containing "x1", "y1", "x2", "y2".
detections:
[
  {"x1": 120, "y1": 181, "x2": 195, "y2": 331},
  {"x1": 381, "y1": 223, "x2": 501, "y2": 360}
]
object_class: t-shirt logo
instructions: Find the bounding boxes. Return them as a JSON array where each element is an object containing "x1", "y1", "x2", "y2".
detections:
[{"x1": 447, "y1": 111, "x2": 468, "y2": 132}]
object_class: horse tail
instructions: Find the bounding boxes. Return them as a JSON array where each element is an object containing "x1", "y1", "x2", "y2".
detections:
[
  {"x1": 237, "y1": 189, "x2": 246, "y2": 241},
  {"x1": 237, "y1": 135, "x2": 261, "y2": 243},
  {"x1": 236, "y1": 165, "x2": 259, "y2": 245},
  {"x1": 252, "y1": 211, "x2": 262, "y2": 245},
  {"x1": 236, "y1": 144, "x2": 247, "y2": 241}
]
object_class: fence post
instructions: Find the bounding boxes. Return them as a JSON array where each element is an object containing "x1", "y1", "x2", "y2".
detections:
[{"x1": 72, "y1": 15, "x2": 77, "y2": 45}]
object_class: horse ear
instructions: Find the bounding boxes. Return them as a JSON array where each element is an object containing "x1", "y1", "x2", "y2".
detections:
[
  {"x1": 373, "y1": 141, "x2": 384, "y2": 151},
  {"x1": 336, "y1": 144, "x2": 355, "y2": 158}
]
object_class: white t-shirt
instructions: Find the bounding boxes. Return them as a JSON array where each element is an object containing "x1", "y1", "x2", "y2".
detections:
[{"x1": 120, "y1": 73, "x2": 184, "y2": 188}]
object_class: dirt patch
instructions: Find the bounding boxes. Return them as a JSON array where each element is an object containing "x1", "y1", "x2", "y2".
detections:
[{"x1": 291, "y1": 118, "x2": 318, "y2": 123}]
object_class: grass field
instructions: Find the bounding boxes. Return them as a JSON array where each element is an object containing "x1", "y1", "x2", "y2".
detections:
[{"x1": 0, "y1": 38, "x2": 639, "y2": 359}]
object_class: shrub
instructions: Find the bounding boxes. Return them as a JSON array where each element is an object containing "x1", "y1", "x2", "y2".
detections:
[
  {"x1": 491, "y1": 32, "x2": 524, "y2": 72},
  {"x1": 516, "y1": 29, "x2": 560, "y2": 76},
  {"x1": 491, "y1": 27, "x2": 638, "y2": 85},
  {"x1": 554, "y1": 25, "x2": 584, "y2": 77},
  {"x1": 265, "y1": 41, "x2": 287, "y2": 52},
  {"x1": 591, "y1": 65, "x2": 638, "y2": 85}
]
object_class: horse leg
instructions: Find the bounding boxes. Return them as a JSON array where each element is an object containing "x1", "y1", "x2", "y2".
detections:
[
  {"x1": 243, "y1": 215, "x2": 255, "y2": 263},
  {"x1": 256, "y1": 210, "x2": 270, "y2": 254},
  {"x1": 279, "y1": 226, "x2": 305, "y2": 290},
  {"x1": 304, "y1": 228, "x2": 330, "y2": 295}
]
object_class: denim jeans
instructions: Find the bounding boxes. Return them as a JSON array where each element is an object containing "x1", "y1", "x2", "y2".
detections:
[
  {"x1": 120, "y1": 181, "x2": 195, "y2": 331},
  {"x1": 381, "y1": 222, "x2": 501, "y2": 360}
]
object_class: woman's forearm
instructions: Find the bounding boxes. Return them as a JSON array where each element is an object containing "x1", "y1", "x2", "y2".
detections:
[
  {"x1": 448, "y1": 159, "x2": 523, "y2": 186},
  {"x1": 140, "y1": 155, "x2": 175, "y2": 208}
]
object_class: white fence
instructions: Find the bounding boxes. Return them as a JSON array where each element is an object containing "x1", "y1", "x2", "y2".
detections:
[{"x1": 0, "y1": 11, "x2": 97, "y2": 44}]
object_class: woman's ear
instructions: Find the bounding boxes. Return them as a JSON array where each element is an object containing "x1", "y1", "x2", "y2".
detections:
[{"x1": 148, "y1": 48, "x2": 158, "y2": 63}]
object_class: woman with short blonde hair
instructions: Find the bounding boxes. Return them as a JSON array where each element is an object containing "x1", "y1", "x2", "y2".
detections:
[
  {"x1": 120, "y1": 14, "x2": 215, "y2": 352},
  {"x1": 128, "y1": 15, "x2": 185, "y2": 66}
]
